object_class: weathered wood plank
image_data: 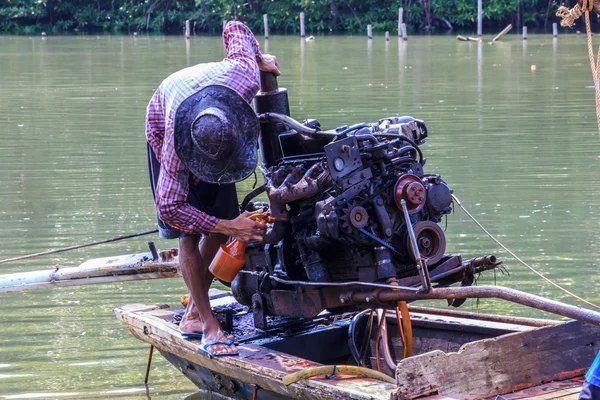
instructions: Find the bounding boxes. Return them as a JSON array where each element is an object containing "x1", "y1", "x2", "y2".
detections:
[
  {"x1": 396, "y1": 321, "x2": 599, "y2": 399},
  {"x1": 115, "y1": 304, "x2": 397, "y2": 400},
  {"x1": 491, "y1": 377, "x2": 583, "y2": 399}
]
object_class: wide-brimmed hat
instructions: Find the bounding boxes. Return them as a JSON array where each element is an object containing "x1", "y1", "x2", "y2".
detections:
[{"x1": 174, "y1": 85, "x2": 260, "y2": 184}]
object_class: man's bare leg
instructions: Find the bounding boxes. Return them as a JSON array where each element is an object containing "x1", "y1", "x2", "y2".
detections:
[
  {"x1": 178, "y1": 234, "x2": 236, "y2": 355},
  {"x1": 180, "y1": 233, "x2": 228, "y2": 328}
]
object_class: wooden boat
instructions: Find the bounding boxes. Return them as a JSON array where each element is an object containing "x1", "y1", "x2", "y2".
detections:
[
  {"x1": 1, "y1": 250, "x2": 597, "y2": 399},
  {"x1": 115, "y1": 290, "x2": 600, "y2": 400}
]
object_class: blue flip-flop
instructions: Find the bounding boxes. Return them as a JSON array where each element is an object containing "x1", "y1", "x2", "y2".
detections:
[
  {"x1": 199, "y1": 339, "x2": 239, "y2": 357},
  {"x1": 180, "y1": 331, "x2": 203, "y2": 339}
]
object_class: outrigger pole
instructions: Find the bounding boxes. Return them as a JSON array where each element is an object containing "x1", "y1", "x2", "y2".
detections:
[{"x1": 0, "y1": 251, "x2": 180, "y2": 293}]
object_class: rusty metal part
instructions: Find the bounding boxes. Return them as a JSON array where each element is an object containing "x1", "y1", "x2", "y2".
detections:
[
  {"x1": 408, "y1": 221, "x2": 446, "y2": 265},
  {"x1": 396, "y1": 255, "x2": 463, "y2": 288},
  {"x1": 406, "y1": 305, "x2": 561, "y2": 327},
  {"x1": 341, "y1": 203, "x2": 369, "y2": 233},
  {"x1": 401, "y1": 199, "x2": 432, "y2": 291},
  {"x1": 266, "y1": 163, "x2": 330, "y2": 205},
  {"x1": 269, "y1": 275, "x2": 419, "y2": 292},
  {"x1": 349, "y1": 206, "x2": 369, "y2": 229},
  {"x1": 470, "y1": 255, "x2": 500, "y2": 267},
  {"x1": 345, "y1": 285, "x2": 600, "y2": 327},
  {"x1": 394, "y1": 174, "x2": 426, "y2": 214},
  {"x1": 144, "y1": 345, "x2": 154, "y2": 385}
]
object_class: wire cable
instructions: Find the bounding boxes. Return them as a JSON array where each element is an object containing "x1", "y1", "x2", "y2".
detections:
[
  {"x1": 0, "y1": 229, "x2": 158, "y2": 265},
  {"x1": 451, "y1": 194, "x2": 600, "y2": 310}
]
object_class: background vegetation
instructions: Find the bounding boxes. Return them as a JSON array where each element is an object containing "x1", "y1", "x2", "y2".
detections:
[{"x1": 0, "y1": 0, "x2": 580, "y2": 35}]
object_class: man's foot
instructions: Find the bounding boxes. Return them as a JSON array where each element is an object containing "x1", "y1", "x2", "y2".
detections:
[
  {"x1": 179, "y1": 311, "x2": 204, "y2": 334},
  {"x1": 199, "y1": 332, "x2": 239, "y2": 357}
]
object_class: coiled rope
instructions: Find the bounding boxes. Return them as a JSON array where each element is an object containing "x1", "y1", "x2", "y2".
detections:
[
  {"x1": 451, "y1": 194, "x2": 600, "y2": 310},
  {"x1": 557, "y1": 0, "x2": 600, "y2": 133}
]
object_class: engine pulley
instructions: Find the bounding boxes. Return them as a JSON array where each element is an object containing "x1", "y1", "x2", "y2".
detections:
[
  {"x1": 341, "y1": 203, "x2": 369, "y2": 233},
  {"x1": 394, "y1": 174, "x2": 426, "y2": 214},
  {"x1": 407, "y1": 221, "x2": 446, "y2": 265}
]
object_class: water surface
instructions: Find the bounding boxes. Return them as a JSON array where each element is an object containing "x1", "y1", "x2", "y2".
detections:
[{"x1": 1, "y1": 33, "x2": 600, "y2": 398}]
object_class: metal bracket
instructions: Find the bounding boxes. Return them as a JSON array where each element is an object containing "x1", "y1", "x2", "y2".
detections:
[{"x1": 252, "y1": 293, "x2": 268, "y2": 330}]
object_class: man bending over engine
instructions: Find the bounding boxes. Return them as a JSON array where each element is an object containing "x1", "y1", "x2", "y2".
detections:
[{"x1": 145, "y1": 21, "x2": 280, "y2": 356}]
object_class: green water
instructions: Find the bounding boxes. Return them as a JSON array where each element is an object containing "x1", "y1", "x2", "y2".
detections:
[{"x1": 1, "y1": 33, "x2": 600, "y2": 398}]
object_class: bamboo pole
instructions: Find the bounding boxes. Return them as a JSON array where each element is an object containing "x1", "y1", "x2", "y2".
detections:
[
  {"x1": 385, "y1": 31, "x2": 390, "y2": 41},
  {"x1": 300, "y1": 12, "x2": 305, "y2": 37},
  {"x1": 522, "y1": 26, "x2": 527, "y2": 40},
  {"x1": 223, "y1": 20, "x2": 227, "y2": 32},
  {"x1": 492, "y1": 24, "x2": 513, "y2": 42},
  {"x1": 457, "y1": 35, "x2": 481, "y2": 42},
  {"x1": 367, "y1": 24, "x2": 372, "y2": 39},
  {"x1": 477, "y1": 0, "x2": 482, "y2": 37},
  {"x1": 263, "y1": 14, "x2": 269, "y2": 39},
  {"x1": 185, "y1": 20, "x2": 190, "y2": 39},
  {"x1": 398, "y1": 8, "x2": 404, "y2": 37},
  {"x1": 401, "y1": 23, "x2": 408, "y2": 41},
  {"x1": 0, "y1": 252, "x2": 181, "y2": 293},
  {"x1": 553, "y1": 22, "x2": 558, "y2": 37}
]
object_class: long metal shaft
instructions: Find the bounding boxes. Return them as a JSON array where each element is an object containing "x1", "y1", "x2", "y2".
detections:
[
  {"x1": 346, "y1": 285, "x2": 600, "y2": 326},
  {"x1": 400, "y1": 199, "x2": 431, "y2": 291}
]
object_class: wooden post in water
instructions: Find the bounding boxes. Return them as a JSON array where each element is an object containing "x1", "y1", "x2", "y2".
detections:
[
  {"x1": 385, "y1": 31, "x2": 390, "y2": 41},
  {"x1": 477, "y1": 0, "x2": 482, "y2": 37},
  {"x1": 367, "y1": 24, "x2": 373, "y2": 39},
  {"x1": 300, "y1": 12, "x2": 306, "y2": 38},
  {"x1": 553, "y1": 22, "x2": 558, "y2": 37},
  {"x1": 185, "y1": 20, "x2": 190, "y2": 39},
  {"x1": 398, "y1": 8, "x2": 404, "y2": 37},
  {"x1": 263, "y1": 14, "x2": 269, "y2": 39},
  {"x1": 492, "y1": 24, "x2": 512, "y2": 42},
  {"x1": 402, "y1": 23, "x2": 408, "y2": 41},
  {"x1": 522, "y1": 26, "x2": 527, "y2": 40},
  {"x1": 223, "y1": 20, "x2": 227, "y2": 32}
]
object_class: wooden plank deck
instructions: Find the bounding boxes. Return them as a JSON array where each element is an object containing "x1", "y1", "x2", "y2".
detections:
[
  {"x1": 115, "y1": 297, "x2": 594, "y2": 400},
  {"x1": 115, "y1": 302, "x2": 398, "y2": 400}
]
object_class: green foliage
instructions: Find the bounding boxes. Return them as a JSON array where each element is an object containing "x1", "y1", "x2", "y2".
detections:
[{"x1": 0, "y1": 0, "x2": 573, "y2": 34}]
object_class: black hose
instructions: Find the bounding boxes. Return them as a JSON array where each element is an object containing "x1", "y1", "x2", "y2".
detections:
[
  {"x1": 359, "y1": 309, "x2": 375, "y2": 367},
  {"x1": 348, "y1": 309, "x2": 370, "y2": 365},
  {"x1": 374, "y1": 133, "x2": 424, "y2": 164},
  {"x1": 332, "y1": 123, "x2": 369, "y2": 142}
]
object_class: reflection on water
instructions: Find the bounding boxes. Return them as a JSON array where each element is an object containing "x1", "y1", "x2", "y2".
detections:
[{"x1": 1, "y1": 33, "x2": 600, "y2": 398}]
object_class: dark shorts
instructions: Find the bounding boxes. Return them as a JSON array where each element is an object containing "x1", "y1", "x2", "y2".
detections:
[{"x1": 147, "y1": 144, "x2": 239, "y2": 239}]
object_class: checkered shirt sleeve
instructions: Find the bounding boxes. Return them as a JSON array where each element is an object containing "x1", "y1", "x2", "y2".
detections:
[{"x1": 145, "y1": 21, "x2": 263, "y2": 235}]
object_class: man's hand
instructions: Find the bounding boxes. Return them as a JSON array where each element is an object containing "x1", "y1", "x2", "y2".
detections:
[
  {"x1": 258, "y1": 54, "x2": 280, "y2": 76},
  {"x1": 213, "y1": 211, "x2": 267, "y2": 242}
]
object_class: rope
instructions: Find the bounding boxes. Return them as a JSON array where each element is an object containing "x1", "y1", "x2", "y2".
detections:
[
  {"x1": 557, "y1": 0, "x2": 600, "y2": 133},
  {"x1": 451, "y1": 194, "x2": 600, "y2": 310},
  {"x1": 0, "y1": 229, "x2": 158, "y2": 265}
]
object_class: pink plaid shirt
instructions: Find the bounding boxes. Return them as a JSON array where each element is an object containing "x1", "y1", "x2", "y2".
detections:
[{"x1": 146, "y1": 21, "x2": 263, "y2": 235}]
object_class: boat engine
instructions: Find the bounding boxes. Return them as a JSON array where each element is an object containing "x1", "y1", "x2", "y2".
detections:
[{"x1": 231, "y1": 73, "x2": 501, "y2": 329}]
